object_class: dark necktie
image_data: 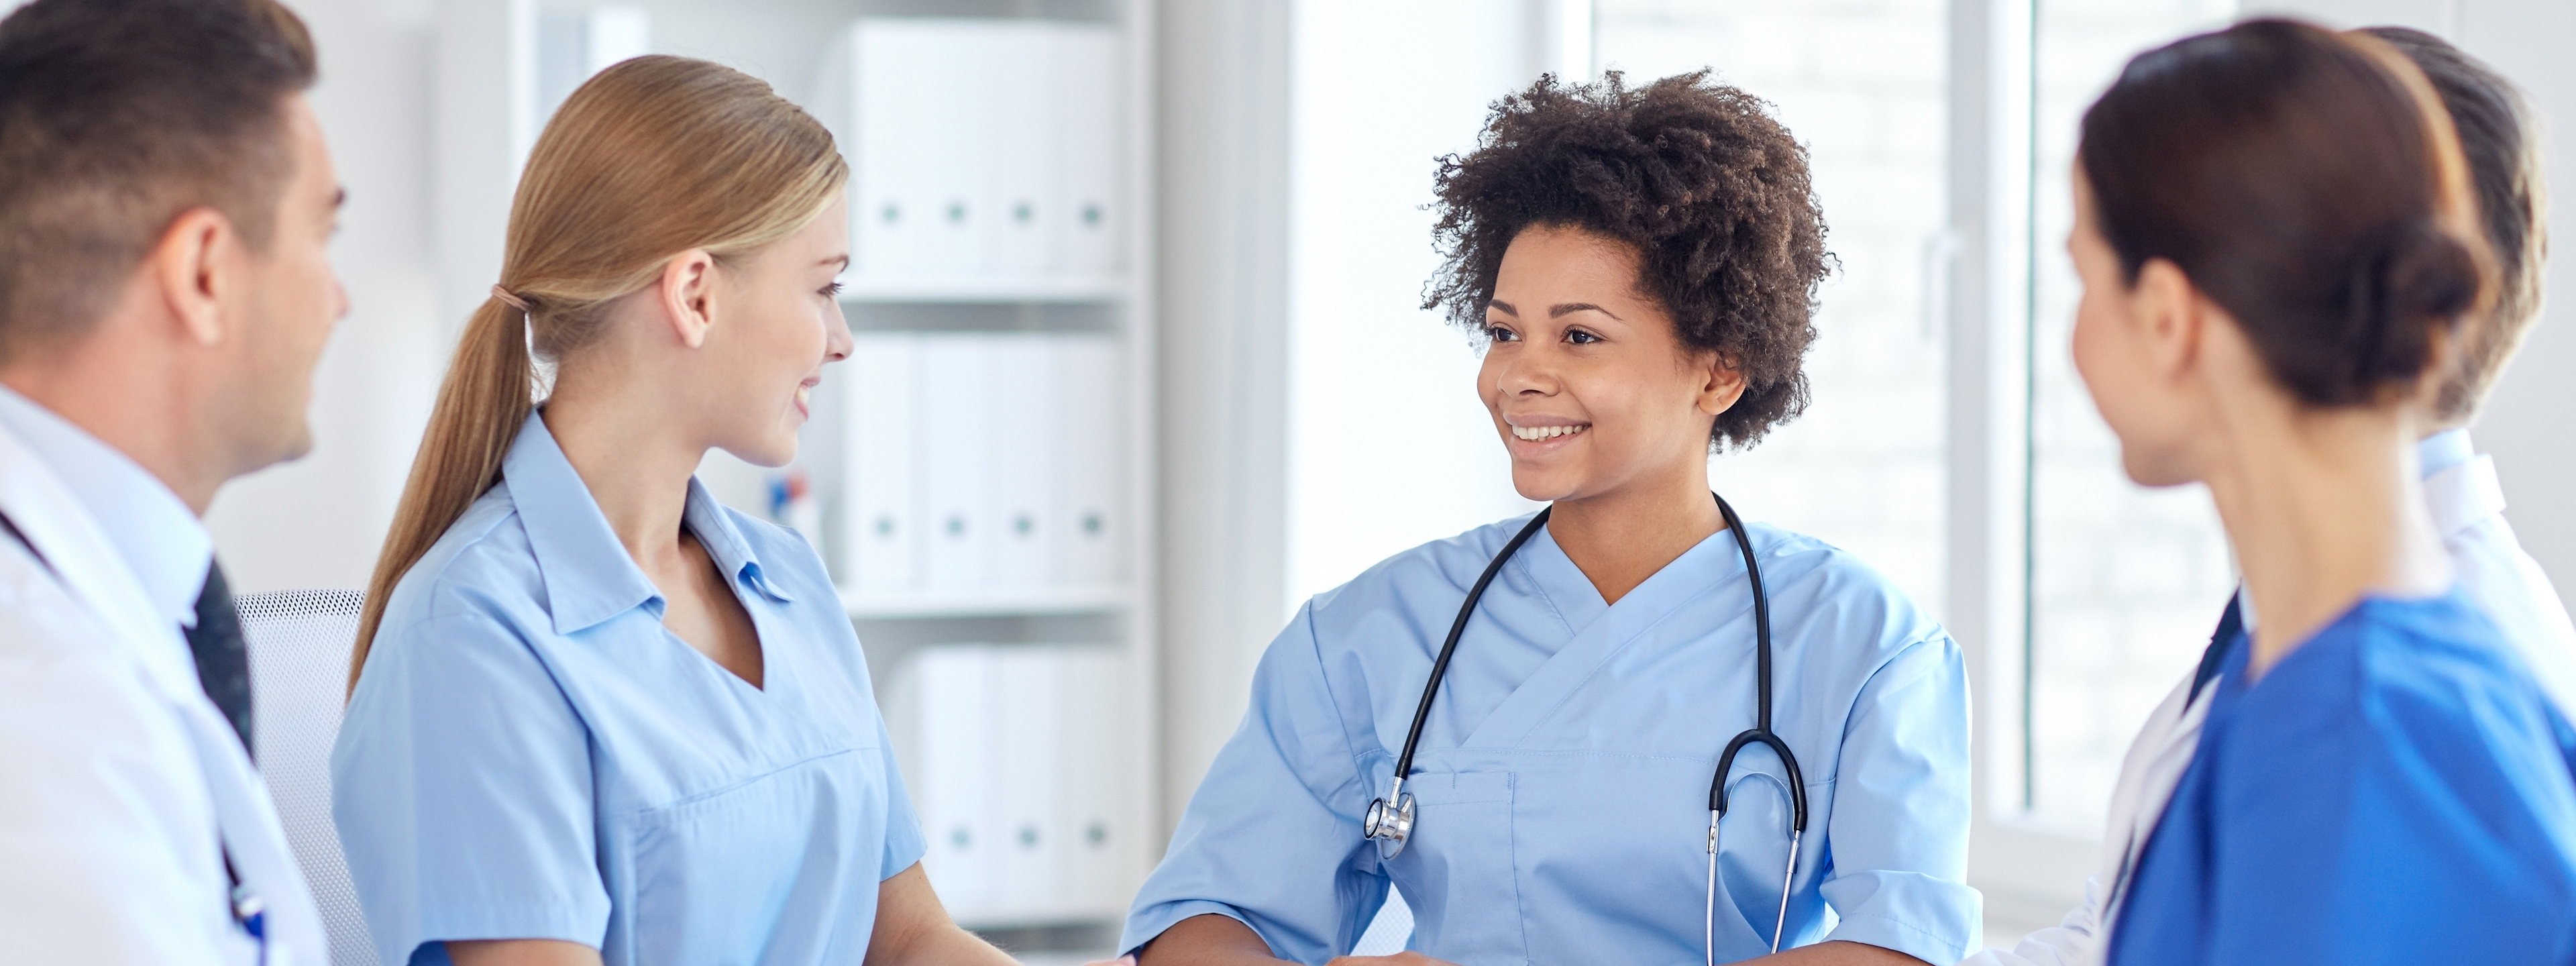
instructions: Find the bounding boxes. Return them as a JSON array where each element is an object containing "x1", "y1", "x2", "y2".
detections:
[
  {"x1": 185, "y1": 561, "x2": 255, "y2": 760},
  {"x1": 2187, "y1": 592, "x2": 2246, "y2": 704}
]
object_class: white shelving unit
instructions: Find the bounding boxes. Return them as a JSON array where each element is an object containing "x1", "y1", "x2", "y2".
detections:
[
  {"x1": 839, "y1": 584, "x2": 1134, "y2": 621},
  {"x1": 435, "y1": 0, "x2": 1158, "y2": 949},
  {"x1": 837, "y1": 274, "x2": 1130, "y2": 305}
]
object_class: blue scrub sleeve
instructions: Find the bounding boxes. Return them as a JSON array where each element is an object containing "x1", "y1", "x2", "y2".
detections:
[
  {"x1": 2195, "y1": 656, "x2": 2576, "y2": 963},
  {"x1": 1120, "y1": 604, "x2": 1391, "y2": 963},
  {"x1": 332, "y1": 610, "x2": 611, "y2": 966},
  {"x1": 873, "y1": 712, "x2": 928, "y2": 880},
  {"x1": 1815, "y1": 634, "x2": 1981, "y2": 963}
]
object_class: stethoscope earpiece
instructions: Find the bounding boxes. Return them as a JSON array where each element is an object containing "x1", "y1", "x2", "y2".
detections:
[{"x1": 1362, "y1": 494, "x2": 1807, "y2": 963}]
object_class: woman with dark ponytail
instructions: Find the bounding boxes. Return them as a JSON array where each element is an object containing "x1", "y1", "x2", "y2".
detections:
[
  {"x1": 2064, "y1": 19, "x2": 2576, "y2": 963},
  {"x1": 329, "y1": 56, "x2": 1018, "y2": 966}
]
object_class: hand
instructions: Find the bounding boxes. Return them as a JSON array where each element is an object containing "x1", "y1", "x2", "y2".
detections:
[{"x1": 1325, "y1": 955, "x2": 1462, "y2": 966}]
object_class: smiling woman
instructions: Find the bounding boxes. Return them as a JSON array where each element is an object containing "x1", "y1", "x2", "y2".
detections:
[
  {"x1": 1121, "y1": 72, "x2": 1978, "y2": 966},
  {"x1": 327, "y1": 56, "x2": 1016, "y2": 966}
]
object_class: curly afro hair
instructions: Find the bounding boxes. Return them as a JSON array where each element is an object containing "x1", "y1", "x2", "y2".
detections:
[{"x1": 1424, "y1": 70, "x2": 1831, "y2": 449}]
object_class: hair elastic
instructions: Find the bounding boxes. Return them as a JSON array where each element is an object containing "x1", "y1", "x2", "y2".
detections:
[{"x1": 490, "y1": 284, "x2": 531, "y2": 312}]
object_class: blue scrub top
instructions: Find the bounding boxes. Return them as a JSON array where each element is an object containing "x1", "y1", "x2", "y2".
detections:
[
  {"x1": 1124, "y1": 515, "x2": 1979, "y2": 965},
  {"x1": 332, "y1": 413, "x2": 925, "y2": 966},
  {"x1": 2109, "y1": 591, "x2": 2576, "y2": 965}
]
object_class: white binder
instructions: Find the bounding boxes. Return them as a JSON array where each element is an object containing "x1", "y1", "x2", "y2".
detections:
[
  {"x1": 1053, "y1": 335, "x2": 1124, "y2": 586},
  {"x1": 885, "y1": 645, "x2": 999, "y2": 913},
  {"x1": 1050, "y1": 25, "x2": 1123, "y2": 278},
  {"x1": 888, "y1": 643, "x2": 1131, "y2": 924},
  {"x1": 983, "y1": 23, "x2": 1055, "y2": 277},
  {"x1": 828, "y1": 21, "x2": 943, "y2": 278},
  {"x1": 918, "y1": 333, "x2": 996, "y2": 590},
  {"x1": 824, "y1": 19, "x2": 1122, "y2": 284},
  {"x1": 985, "y1": 335, "x2": 1055, "y2": 588},
  {"x1": 841, "y1": 333, "x2": 919, "y2": 592},
  {"x1": 1043, "y1": 644, "x2": 1129, "y2": 911},
  {"x1": 985, "y1": 647, "x2": 1059, "y2": 915}
]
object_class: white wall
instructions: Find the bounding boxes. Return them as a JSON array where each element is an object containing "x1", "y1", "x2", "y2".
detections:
[
  {"x1": 207, "y1": 0, "x2": 443, "y2": 594},
  {"x1": 1152, "y1": 0, "x2": 1295, "y2": 837},
  {"x1": 1285, "y1": 0, "x2": 1552, "y2": 604}
]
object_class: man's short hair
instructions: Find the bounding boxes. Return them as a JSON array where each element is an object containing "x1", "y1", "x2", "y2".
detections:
[
  {"x1": 0, "y1": 0, "x2": 317, "y2": 363},
  {"x1": 2361, "y1": 26, "x2": 2546, "y2": 425}
]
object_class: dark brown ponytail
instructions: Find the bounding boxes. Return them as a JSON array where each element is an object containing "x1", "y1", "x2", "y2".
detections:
[{"x1": 2077, "y1": 18, "x2": 2493, "y2": 407}]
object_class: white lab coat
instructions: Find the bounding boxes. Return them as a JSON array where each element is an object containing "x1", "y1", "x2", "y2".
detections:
[
  {"x1": 1964, "y1": 437, "x2": 2576, "y2": 966},
  {"x1": 0, "y1": 417, "x2": 325, "y2": 965}
]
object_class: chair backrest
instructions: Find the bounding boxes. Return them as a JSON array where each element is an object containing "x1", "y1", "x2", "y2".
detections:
[{"x1": 240, "y1": 589, "x2": 376, "y2": 966}]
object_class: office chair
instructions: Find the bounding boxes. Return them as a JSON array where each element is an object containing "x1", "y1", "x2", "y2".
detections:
[{"x1": 241, "y1": 589, "x2": 377, "y2": 966}]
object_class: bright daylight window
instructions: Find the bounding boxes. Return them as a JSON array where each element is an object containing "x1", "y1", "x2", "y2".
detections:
[
  {"x1": 2021, "y1": 0, "x2": 2241, "y2": 829},
  {"x1": 1595, "y1": 0, "x2": 1952, "y2": 618}
]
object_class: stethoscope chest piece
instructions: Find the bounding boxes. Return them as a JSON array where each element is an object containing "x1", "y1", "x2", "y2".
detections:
[{"x1": 1362, "y1": 784, "x2": 1416, "y2": 859}]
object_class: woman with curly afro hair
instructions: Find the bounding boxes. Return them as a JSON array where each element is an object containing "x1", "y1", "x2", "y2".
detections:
[{"x1": 1118, "y1": 72, "x2": 1976, "y2": 966}]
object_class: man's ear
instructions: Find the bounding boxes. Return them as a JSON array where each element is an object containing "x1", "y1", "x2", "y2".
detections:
[
  {"x1": 1695, "y1": 350, "x2": 1750, "y2": 418},
  {"x1": 2133, "y1": 257, "x2": 2204, "y2": 384},
  {"x1": 659, "y1": 249, "x2": 718, "y2": 349},
  {"x1": 151, "y1": 207, "x2": 234, "y2": 348}
]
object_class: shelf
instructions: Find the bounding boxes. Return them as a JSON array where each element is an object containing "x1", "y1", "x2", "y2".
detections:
[
  {"x1": 837, "y1": 274, "x2": 1130, "y2": 305},
  {"x1": 840, "y1": 584, "x2": 1135, "y2": 619}
]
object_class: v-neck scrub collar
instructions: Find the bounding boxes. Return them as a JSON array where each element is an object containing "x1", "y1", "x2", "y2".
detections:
[
  {"x1": 332, "y1": 411, "x2": 924, "y2": 966},
  {"x1": 504, "y1": 411, "x2": 792, "y2": 636}
]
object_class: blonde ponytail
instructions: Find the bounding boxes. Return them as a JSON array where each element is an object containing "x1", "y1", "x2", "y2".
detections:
[
  {"x1": 350, "y1": 299, "x2": 535, "y2": 688},
  {"x1": 350, "y1": 55, "x2": 847, "y2": 692}
]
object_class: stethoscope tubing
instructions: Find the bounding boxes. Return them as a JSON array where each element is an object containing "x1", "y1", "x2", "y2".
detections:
[
  {"x1": 1708, "y1": 495, "x2": 1809, "y2": 828},
  {"x1": 1388, "y1": 507, "x2": 1554, "y2": 787},
  {"x1": 1369, "y1": 493, "x2": 1811, "y2": 961}
]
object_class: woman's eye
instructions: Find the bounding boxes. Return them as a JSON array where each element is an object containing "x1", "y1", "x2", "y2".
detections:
[
  {"x1": 1566, "y1": 329, "x2": 1601, "y2": 345},
  {"x1": 1485, "y1": 325, "x2": 1519, "y2": 342},
  {"x1": 821, "y1": 280, "x2": 845, "y2": 298}
]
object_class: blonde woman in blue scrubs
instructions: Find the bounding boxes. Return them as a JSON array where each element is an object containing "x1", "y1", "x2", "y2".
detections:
[{"x1": 331, "y1": 58, "x2": 1018, "y2": 966}]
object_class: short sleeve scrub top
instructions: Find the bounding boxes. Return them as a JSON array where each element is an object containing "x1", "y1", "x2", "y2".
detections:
[
  {"x1": 1124, "y1": 514, "x2": 1982, "y2": 965},
  {"x1": 332, "y1": 412, "x2": 925, "y2": 966},
  {"x1": 2109, "y1": 590, "x2": 2576, "y2": 965}
]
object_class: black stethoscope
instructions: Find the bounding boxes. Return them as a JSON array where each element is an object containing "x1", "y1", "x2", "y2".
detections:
[{"x1": 1360, "y1": 493, "x2": 1811, "y2": 962}]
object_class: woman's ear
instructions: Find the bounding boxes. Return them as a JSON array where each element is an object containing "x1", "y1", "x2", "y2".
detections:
[
  {"x1": 658, "y1": 249, "x2": 718, "y2": 349},
  {"x1": 2132, "y1": 257, "x2": 2204, "y2": 385},
  {"x1": 1696, "y1": 350, "x2": 1750, "y2": 418}
]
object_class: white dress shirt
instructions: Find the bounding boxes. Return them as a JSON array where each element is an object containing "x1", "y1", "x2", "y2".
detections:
[
  {"x1": 0, "y1": 385, "x2": 324, "y2": 966},
  {"x1": 1962, "y1": 429, "x2": 2576, "y2": 966}
]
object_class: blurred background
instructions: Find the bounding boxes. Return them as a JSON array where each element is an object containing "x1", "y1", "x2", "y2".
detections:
[{"x1": 178, "y1": 0, "x2": 2576, "y2": 957}]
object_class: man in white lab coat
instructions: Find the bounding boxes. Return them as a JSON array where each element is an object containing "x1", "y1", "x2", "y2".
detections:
[
  {"x1": 1965, "y1": 26, "x2": 2576, "y2": 966},
  {"x1": 0, "y1": 1, "x2": 347, "y2": 963}
]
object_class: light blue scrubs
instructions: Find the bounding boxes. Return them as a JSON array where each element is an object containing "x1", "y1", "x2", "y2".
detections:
[
  {"x1": 332, "y1": 413, "x2": 924, "y2": 966},
  {"x1": 1125, "y1": 515, "x2": 1978, "y2": 965},
  {"x1": 2110, "y1": 592, "x2": 2576, "y2": 965}
]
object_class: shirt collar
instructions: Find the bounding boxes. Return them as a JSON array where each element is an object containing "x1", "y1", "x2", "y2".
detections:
[
  {"x1": 502, "y1": 411, "x2": 790, "y2": 636},
  {"x1": 2418, "y1": 427, "x2": 2475, "y2": 479},
  {"x1": 0, "y1": 383, "x2": 211, "y2": 629},
  {"x1": 2418, "y1": 427, "x2": 2503, "y2": 539}
]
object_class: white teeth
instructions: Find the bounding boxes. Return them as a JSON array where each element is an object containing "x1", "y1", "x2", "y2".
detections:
[
  {"x1": 1511, "y1": 424, "x2": 1586, "y2": 441},
  {"x1": 796, "y1": 386, "x2": 811, "y2": 406}
]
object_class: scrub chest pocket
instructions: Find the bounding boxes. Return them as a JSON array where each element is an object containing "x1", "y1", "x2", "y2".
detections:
[
  {"x1": 1383, "y1": 771, "x2": 1526, "y2": 966},
  {"x1": 628, "y1": 751, "x2": 884, "y2": 966}
]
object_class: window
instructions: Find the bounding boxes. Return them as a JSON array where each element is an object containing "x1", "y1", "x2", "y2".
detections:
[
  {"x1": 1594, "y1": 0, "x2": 1953, "y2": 613},
  {"x1": 2019, "y1": 0, "x2": 2240, "y2": 831}
]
